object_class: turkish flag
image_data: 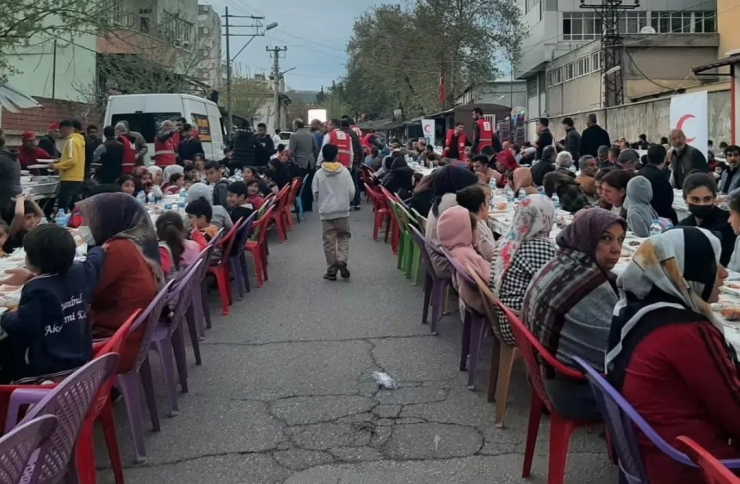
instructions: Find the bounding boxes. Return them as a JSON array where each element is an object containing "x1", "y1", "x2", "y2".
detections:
[{"x1": 439, "y1": 69, "x2": 446, "y2": 105}]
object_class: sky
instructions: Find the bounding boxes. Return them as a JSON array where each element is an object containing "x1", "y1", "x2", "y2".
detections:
[{"x1": 208, "y1": 1, "x2": 378, "y2": 92}]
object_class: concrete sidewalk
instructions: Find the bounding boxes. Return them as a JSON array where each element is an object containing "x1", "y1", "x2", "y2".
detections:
[{"x1": 98, "y1": 204, "x2": 617, "y2": 484}]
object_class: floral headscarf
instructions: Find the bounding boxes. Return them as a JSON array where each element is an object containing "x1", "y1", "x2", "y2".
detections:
[{"x1": 493, "y1": 194, "x2": 555, "y2": 292}]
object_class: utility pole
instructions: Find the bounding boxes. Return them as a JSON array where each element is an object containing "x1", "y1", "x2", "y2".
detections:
[
  {"x1": 267, "y1": 46, "x2": 288, "y2": 131},
  {"x1": 580, "y1": 0, "x2": 639, "y2": 112},
  {"x1": 222, "y1": 10, "x2": 277, "y2": 135}
]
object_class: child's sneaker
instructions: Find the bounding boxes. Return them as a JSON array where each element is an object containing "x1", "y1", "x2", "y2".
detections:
[
  {"x1": 337, "y1": 262, "x2": 351, "y2": 279},
  {"x1": 324, "y1": 265, "x2": 338, "y2": 281}
]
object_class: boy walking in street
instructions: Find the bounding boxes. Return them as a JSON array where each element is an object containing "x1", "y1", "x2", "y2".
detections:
[{"x1": 313, "y1": 144, "x2": 355, "y2": 280}]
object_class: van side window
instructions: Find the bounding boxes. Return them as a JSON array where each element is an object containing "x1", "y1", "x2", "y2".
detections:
[
  {"x1": 111, "y1": 112, "x2": 180, "y2": 143},
  {"x1": 191, "y1": 114, "x2": 211, "y2": 142}
]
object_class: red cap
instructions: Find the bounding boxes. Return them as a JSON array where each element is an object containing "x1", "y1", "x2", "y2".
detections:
[
  {"x1": 21, "y1": 131, "x2": 35, "y2": 140},
  {"x1": 48, "y1": 122, "x2": 60, "y2": 130}
]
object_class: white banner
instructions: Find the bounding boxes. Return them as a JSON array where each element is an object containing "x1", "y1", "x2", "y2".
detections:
[
  {"x1": 421, "y1": 119, "x2": 436, "y2": 147},
  {"x1": 670, "y1": 91, "x2": 708, "y2": 157}
]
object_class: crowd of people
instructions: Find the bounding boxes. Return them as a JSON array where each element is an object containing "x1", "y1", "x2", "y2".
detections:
[
  {"x1": 391, "y1": 111, "x2": 740, "y2": 484},
  {"x1": 1, "y1": 106, "x2": 740, "y2": 482}
]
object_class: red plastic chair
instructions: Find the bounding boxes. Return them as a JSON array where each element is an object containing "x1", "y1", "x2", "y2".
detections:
[
  {"x1": 246, "y1": 206, "x2": 275, "y2": 288},
  {"x1": 379, "y1": 186, "x2": 401, "y2": 253},
  {"x1": 498, "y1": 302, "x2": 601, "y2": 484},
  {"x1": 286, "y1": 177, "x2": 301, "y2": 230},
  {"x1": 676, "y1": 437, "x2": 740, "y2": 484},
  {"x1": 360, "y1": 166, "x2": 375, "y2": 202},
  {"x1": 365, "y1": 183, "x2": 392, "y2": 242},
  {"x1": 207, "y1": 218, "x2": 243, "y2": 315},
  {"x1": 269, "y1": 185, "x2": 291, "y2": 242}
]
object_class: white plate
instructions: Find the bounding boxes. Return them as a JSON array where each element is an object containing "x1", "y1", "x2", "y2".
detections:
[
  {"x1": 35, "y1": 159, "x2": 57, "y2": 164},
  {"x1": 720, "y1": 285, "x2": 740, "y2": 298},
  {"x1": 26, "y1": 164, "x2": 49, "y2": 170}
]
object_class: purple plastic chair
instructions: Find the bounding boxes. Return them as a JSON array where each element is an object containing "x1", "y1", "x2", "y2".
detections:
[
  {"x1": 229, "y1": 211, "x2": 258, "y2": 300},
  {"x1": 572, "y1": 356, "x2": 740, "y2": 484},
  {"x1": 149, "y1": 260, "x2": 204, "y2": 417},
  {"x1": 439, "y1": 247, "x2": 488, "y2": 391},
  {"x1": 13, "y1": 354, "x2": 119, "y2": 484},
  {"x1": 0, "y1": 415, "x2": 57, "y2": 484},
  {"x1": 118, "y1": 280, "x2": 173, "y2": 463},
  {"x1": 408, "y1": 225, "x2": 452, "y2": 335},
  {"x1": 189, "y1": 244, "x2": 215, "y2": 340}
]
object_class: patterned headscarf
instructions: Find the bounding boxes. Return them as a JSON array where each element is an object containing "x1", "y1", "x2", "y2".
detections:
[
  {"x1": 556, "y1": 208, "x2": 626, "y2": 262},
  {"x1": 78, "y1": 192, "x2": 163, "y2": 286},
  {"x1": 493, "y1": 194, "x2": 555, "y2": 292},
  {"x1": 607, "y1": 227, "x2": 734, "y2": 373}
]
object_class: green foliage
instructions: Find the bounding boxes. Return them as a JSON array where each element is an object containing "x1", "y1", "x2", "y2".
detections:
[{"x1": 339, "y1": 0, "x2": 522, "y2": 119}]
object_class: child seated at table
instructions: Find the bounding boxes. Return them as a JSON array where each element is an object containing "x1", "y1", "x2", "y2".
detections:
[
  {"x1": 164, "y1": 173, "x2": 184, "y2": 195},
  {"x1": 156, "y1": 211, "x2": 201, "y2": 280},
  {"x1": 263, "y1": 169, "x2": 280, "y2": 195},
  {"x1": 226, "y1": 181, "x2": 254, "y2": 224},
  {"x1": 245, "y1": 180, "x2": 267, "y2": 211},
  {"x1": 0, "y1": 224, "x2": 106, "y2": 383},
  {"x1": 2, "y1": 195, "x2": 44, "y2": 254},
  {"x1": 185, "y1": 199, "x2": 221, "y2": 263},
  {"x1": 205, "y1": 161, "x2": 229, "y2": 207}
]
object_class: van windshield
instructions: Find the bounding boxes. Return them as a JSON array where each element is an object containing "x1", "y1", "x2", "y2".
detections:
[{"x1": 111, "y1": 113, "x2": 180, "y2": 143}]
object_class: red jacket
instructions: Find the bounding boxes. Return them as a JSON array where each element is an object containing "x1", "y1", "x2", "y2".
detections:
[
  {"x1": 18, "y1": 146, "x2": 52, "y2": 168},
  {"x1": 621, "y1": 322, "x2": 740, "y2": 484},
  {"x1": 496, "y1": 150, "x2": 519, "y2": 173}
]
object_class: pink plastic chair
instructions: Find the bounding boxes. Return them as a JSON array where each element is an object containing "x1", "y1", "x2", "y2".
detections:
[
  {"x1": 149, "y1": 259, "x2": 204, "y2": 416},
  {"x1": 11, "y1": 354, "x2": 119, "y2": 484},
  {"x1": 0, "y1": 415, "x2": 58, "y2": 484},
  {"x1": 117, "y1": 280, "x2": 174, "y2": 463}
]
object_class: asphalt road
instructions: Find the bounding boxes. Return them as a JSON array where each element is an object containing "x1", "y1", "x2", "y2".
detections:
[{"x1": 97, "y1": 202, "x2": 618, "y2": 484}]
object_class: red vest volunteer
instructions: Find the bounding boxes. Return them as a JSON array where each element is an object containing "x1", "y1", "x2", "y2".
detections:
[
  {"x1": 328, "y1": 129, "x2": 353, "y2": 168},
  {"x1": 475, "y1": 118, "x2": 494, "y2": 152},
  {"x1": 120, "y1": 135, "x2": 137, "y2": 174},
  {"x1": 443, "y1": 130, "x2": 467, "y2": 161},
  {"x1": 154, "y1": 130, "x2": 179, "y2": 166}
]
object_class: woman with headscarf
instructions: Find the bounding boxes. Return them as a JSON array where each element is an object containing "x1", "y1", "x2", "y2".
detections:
[
  {"x1": 382, "y1": 156, "x2": 416, "y2": 200},
  {"x1": 187, "y1": 182, "x2": 233, "y2": 230},
  {"x1": 425, "y1": 165, "x2": 479, "y2": 277},
  {"x1": 490, "y1": 195, "x2": 556, "y2": 346},
  {"x1": 624, "y1": 175, "x2": 658, "y2": 237},
  {"x1": 543, "y1": 170, "x2": 590, "y2": 214},
  {"x1": 78, "y1": 193, "x2": 162, "y2": 372},
  {"x1": 606, "y1": 227, "x2": 740, "y2": 484},
  {"x1": 511, "y1": 167, "x2": 539, "y2": 198},
  {"x1": 374, "y1": 155, "x2": 395, "y2": 182},
  {"x1": 146, "y1": 166, "x2": 164, "y2": 199},
  {"x1": 522, "y1": 208, "x2": 626, "y2": 419},
  {"x1": 268, "y1": 157, "x2": 290, "y2": 189}
]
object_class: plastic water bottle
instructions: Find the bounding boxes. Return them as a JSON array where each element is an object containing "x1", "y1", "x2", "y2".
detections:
[
  {"x1": 650, "y1": 220, "x2": 663, "y2": 236},
  {"x1": 136, "y1": 191, "x2": 146, "y2": 204},
  {"x1": 235, "y1": 168, "x2": 242, "y2": 180},
  {"x1": 552, "y1": 193, "x2": 560, "y2": 209},
  {"x1": 146, "y1": 191, "x2": 155, "y2": 205},
  {"x1": 54, "y1": 209, "x2": 66, "y2": 226},
  {"x1": 178, "y1": 190, "x2": 188, "y2": 209},
  {"x1": 504, "y1": 184, "x2": 515, "y2": 204}
]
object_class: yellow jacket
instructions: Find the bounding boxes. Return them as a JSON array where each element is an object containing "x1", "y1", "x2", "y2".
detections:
[{"x1": 54, "y1": 132, "x2": 86, "y2": 182}]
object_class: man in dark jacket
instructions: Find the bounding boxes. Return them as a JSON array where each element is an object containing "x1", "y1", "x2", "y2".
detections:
[
  {"x1": 669, "y1": 128, "x2": 709, "y2": 189},
  {"x1": 580, "y1": 113, "x2": 611, "y2": 158},
  {"x1": 561, "y1": 117, "x2": 581, "y2": 166},
  {"x1": 531, "y1": 146, "x2": 556, "y2": 186},
  {"x1": 636, "y1": 144, "x2": 677, "y2": 224},
  {"x1": 93, "y1": 125, "x2": 124, "y2": 184},
  {"x1": 0, "y1": 137, "x2": 20, "y2": 211},
  {"x1": 177, "y1": 124, "x2": 205, "y2": 164},
  {"x1": 38, "y1": 123, "x2": 61, "y2": 159},
  {"x1": 341, "y1": 117, "x2": 363, "y2": 210},
  {"x1": 255, "y1": 122, "x2": 276, "y2": 167},
  {"x1": 231, "y1": 122, "x2": 261, "y2": 170}
]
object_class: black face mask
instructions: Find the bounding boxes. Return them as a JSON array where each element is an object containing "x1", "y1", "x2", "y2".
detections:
[{"x1": 688, "y1": 203, "x2": 714, "y2": 219}]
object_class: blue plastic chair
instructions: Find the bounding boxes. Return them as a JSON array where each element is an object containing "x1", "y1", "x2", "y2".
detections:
[
  {"x1": 295, "y1": 174, "x2": 309, "y2": 221},
  {"x1": 229, "y1": 211, "x2": 258, "y2": 300}
]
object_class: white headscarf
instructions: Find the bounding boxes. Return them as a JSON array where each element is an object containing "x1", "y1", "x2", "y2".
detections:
[
  {"x1": 187, "y1": 182, "x2": 212, "y2": 204},
  {"x1": 162, "y1": 165, "x2": 184, "y2": 186},
  {"x1": 606, "y1": 227, "x2": 728, "y2": 370}
]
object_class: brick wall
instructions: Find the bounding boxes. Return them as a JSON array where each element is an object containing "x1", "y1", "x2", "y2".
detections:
[{"x1": 1, "y1": 97, "x2": 103, "y2": 136}]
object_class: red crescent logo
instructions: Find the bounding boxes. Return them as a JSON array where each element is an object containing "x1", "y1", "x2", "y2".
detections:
[
  {"x1": 423, "y1": 124, "x2": 432, "y2": 133},
  {"x1": 676, "y1": 114, "x2": 696, "y2": 143}
]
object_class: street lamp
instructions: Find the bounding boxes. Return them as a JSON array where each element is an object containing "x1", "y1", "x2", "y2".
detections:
[{"x1": 225, "y1": 16, "x2": 279, "y2": 134}]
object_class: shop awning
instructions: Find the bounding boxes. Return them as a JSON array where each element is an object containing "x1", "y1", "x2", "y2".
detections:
[
  {"x1": 0, "y1": 83, "x2": 42, "y2": 113},
  {"x1": 692, "y1": 53, "x2": 740, "y2": 74}
]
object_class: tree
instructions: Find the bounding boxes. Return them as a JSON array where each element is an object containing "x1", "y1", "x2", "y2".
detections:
[
  {"x1": 341, "y1": 0, "x2": 522, "y2": 118},
  {"x1": 286, "y1": 90, "x2": 309, "y2": 125},
  {"x1": 0, "y1": 0, "x2": 119, "y2": 80},
  {"x1": 231, "y1": 77, "x2": 272, "y2": 124}
]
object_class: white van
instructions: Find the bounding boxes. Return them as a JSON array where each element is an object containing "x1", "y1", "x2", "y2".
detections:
[{"x1": 103, "y1": 93, "x2": 225, "y2": 164}]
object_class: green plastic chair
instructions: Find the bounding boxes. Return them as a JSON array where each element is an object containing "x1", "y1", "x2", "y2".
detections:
[
  {"x1": 389, "y1": 201, "x2": 412, "y2": 275},
  {"x1": 398, "y1": 204, "x2": 425, "y2": 285}
]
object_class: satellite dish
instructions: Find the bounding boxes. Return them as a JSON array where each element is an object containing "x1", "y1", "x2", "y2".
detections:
[{"x1": 640, "y1": 26, "x2": 656, "y2": 34}]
